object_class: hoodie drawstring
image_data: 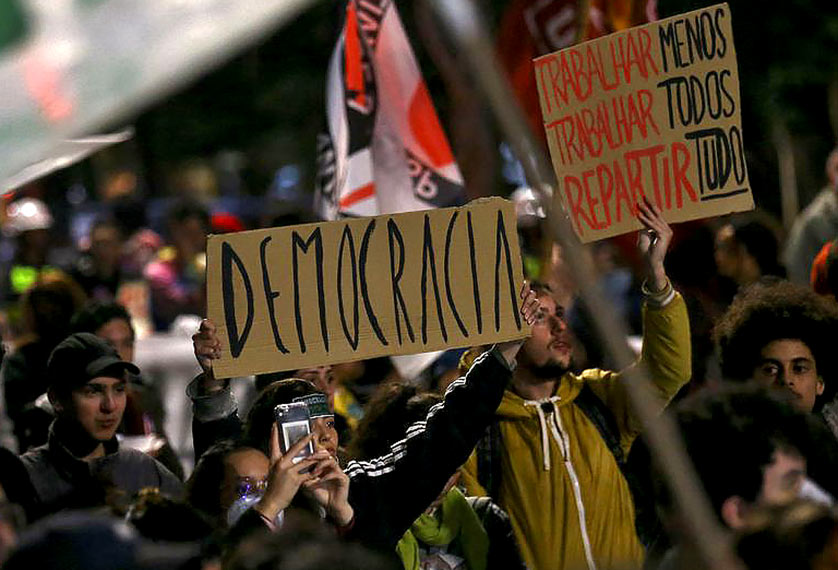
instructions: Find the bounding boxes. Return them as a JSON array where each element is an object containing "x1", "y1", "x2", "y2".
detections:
[
  {"x1": 524, "y1": 396, "x2": 562, "y2": 471},
  {"x1": 524, "y1": 396, "x2": 598, "y2": 570}
]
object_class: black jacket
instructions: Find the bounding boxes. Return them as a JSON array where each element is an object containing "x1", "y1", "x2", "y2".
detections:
[
  {"x1": 191, "y1": 347, "x2": 514, "y2": 552},
  {"x1": 20, "y1": 421, "x2": 183, "y2": 520}
]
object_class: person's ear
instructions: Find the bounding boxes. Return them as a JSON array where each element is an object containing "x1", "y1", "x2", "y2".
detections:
[
  {"x1": 47, "y1": 388, "x2": 64, "y2": 413},
  {"x1": 817, "y1": 376, "x2": 825, "y2": 396},
  {"x1": 720, "y1": 496, "x2": 749, "y2": 530}
]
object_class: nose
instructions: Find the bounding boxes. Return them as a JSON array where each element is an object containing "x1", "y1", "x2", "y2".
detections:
[
  {"x1": 774, "y1": 366, "x2": 794, "y2": 388},
  {"x1": 101, "y1": 391, "x2": 116, "y2": 412},
  {"x1": 550, "y1": 315, "x2": 567, "y2": 333}
]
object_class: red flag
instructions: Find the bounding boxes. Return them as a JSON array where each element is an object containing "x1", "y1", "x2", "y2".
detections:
[
  {"x1": 496, "y1": 0, "x2": 657, "y2": 140},
  {"x1": 316, "y1": 0, "x2": 465, "y2": 220}
]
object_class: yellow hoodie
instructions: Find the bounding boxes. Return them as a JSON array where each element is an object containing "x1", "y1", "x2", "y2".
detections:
[{"x1": 462, "y1": 293, "x2": 691, "y2": 570}]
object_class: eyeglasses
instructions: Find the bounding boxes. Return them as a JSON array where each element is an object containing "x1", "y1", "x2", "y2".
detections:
[{"x1": 234, "y1": 478, "x2": 268, "y2": 498}]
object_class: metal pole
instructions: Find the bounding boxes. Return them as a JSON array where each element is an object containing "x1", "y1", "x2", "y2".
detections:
[{"x1": 426, "y1": 1, "x2": 742, "y2": 568}]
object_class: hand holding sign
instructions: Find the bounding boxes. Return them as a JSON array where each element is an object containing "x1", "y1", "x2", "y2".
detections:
[
  {"x1": 637, "y1": 199, "x2": 673, "y2": 292},
  {"x1": 192, "y1": 318, "x2": 226, "y2": 393},
  {"x1": 534, "y1": 3, "x2": 753, "y2": 242},
  {"x1": 496, "y1": 281, "x2": 541, "y2": 367}
]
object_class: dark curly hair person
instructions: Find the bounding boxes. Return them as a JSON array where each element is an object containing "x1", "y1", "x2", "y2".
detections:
[{"x1": 714, "y1": 279, "x2": 838, "y2": 414}]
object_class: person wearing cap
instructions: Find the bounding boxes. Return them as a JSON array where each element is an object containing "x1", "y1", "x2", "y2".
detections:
[{"x1": 19, "y1": 333, "x2": 182, "y2": 521}]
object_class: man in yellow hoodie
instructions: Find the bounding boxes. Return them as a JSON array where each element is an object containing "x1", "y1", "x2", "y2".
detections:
[{"x1": 461, "y1": 200, "x2": 691, "y2": 570}]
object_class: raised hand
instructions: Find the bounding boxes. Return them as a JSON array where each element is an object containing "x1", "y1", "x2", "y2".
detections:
[
  {"x1": 191, "y1": 318, "x2": 227, "y2": 392},
  {"x1": 302, "y1": 454, "x2": 354, "y2": 526},
  {"x1": 496, "y1": 281, "x2": 542, "y2": 366},
  {"x1": 253, "y1": 424, "x2": 327, "y2": 522},
  {"x1": 636, "y1": 198, "x2": 673, "y2": 292}
]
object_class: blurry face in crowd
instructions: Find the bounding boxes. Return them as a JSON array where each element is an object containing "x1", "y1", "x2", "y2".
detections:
[
  {"x1": 759, "y1": 449, "x2": 806, "y2": 507},
  {"x1": 172, "y1": 216, "x2": 208, "y2": 258},
  {"x1": 219, "y1": 448, "x2": 270, "y2": 514},
  {"x1": 90, "y1": 224, "x2": 122, "y2": 271},
  {"x1": 64, "y1": 376, "x2": 127, "y2": 441},
  {"x1": 714, "y1": 224, "x2": 740, "y2": 279},
  {"x1": 96, "y1": 318, "x2": 135, "y2": 363},
  {"x1": 296, "y1": 366, "x2": 337, "y2": 411},
  {"x1": 752, "y1": 339, "x2": 824, "y2": 412},
  {"x1": 723, "y1": 448, "x2": 806, "y2": 530},
  {"x1": 518, "y1": 292, "x2": 572, "y2": 377}
]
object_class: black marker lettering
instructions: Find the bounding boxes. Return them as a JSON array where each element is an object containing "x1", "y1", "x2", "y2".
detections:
[
  {"x1": 444, "y1": 211, "x2": 468, "y2": 337},
  {"x1": 494, "y1": 211, "x2": 522, "y2": 332},
  {"x1": 714, "y1": 7, "x2": 727, "y2": 57},
  {"x1": 387, "y1": 219, "x2": 415, "y2": 344},
  {"x1": 337, "y1": 226, "x2": 360, "y2": 350},
  {"x1": 467, "y1": 212, "x2": 482, "y2": 334},
  {"x1": 359, "y1": 219, "x2": 388, "y2": 345},
  {"x1": 259, "y1": 237, "x2": 289, "y2": 354},
  {"x1": 421, "y1": 214, "x2": 447, "y2": 343},
  {"x1": 291, "y1": 228, "x2": 328, "y2": 353},
  {"x1": 221, "y1": 241, "x2": 254, "y2": 358}
]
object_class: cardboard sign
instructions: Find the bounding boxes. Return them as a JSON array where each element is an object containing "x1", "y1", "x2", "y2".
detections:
[
  {"x1": 534, "y1": 3, "x2": 753, "y2": 242},
  {"x1": 207, "y1": 198, "x2": 529, "y2": 379}
]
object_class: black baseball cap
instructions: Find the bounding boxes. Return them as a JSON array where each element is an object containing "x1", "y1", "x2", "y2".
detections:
[{"x1": 47, "y1": 332, "x2": 140, "y2": 391}]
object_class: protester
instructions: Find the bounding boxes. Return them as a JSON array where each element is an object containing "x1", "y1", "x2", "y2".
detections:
[
  {"x1": 734, "y1": 500, "x2": 838, "y2": 570},
  {"x1": 784, "y1": 146, "x2": 838, "y2": 284},
  {"x1": 254, "y1": 365, "x2": 352, "y2": 443},
  {"x1": 714, "y1": 214, "x2": 785, "y2": 289},
  {"x1": 186, "y1": 439, "x2": 270, "y2": 529},
  {"x1": 349, "y1": 382, "x2": 526, "y2": 570},
  {"x1": 144, "y1": 200, "x2": 209, "y2": 331},
  {"x1": 460, "y1": 200, "x2": 691, "y2": 570},
  {"x1": 714, "y1": 280, "x2": 838, "y2": 417},
  {"x1": 190, "y1": 285, "x2": 541, "y2": 557},
  {"x1": 70, "y1": 301, "x2": 184, "y2": 479},
  {"x1": 654, "y1": 386, "x2": 838, "y2": 568},
  {"x1": 69, "y1": 216, "x2": 126, "y2": 302},
  {"x1": 1, "y1": 273, "x2": 87, "y2": 451},
  {"x1": 19, "y1": 333, "x2": 182, "y2": 520},
  {"x1": 0, "y1": 198, "x2": 57, "y2": 307}
]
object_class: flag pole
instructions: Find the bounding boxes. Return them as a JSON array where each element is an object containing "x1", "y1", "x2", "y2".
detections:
[{"x1": 424, "y1": 0, "x2": 742, "y2": 568}]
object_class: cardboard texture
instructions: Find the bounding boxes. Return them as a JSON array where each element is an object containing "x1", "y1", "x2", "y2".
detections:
[
  {"x1": 534, "y1": 3, "x2": 753, "y2": 242},
  {"x1": 207, "y1": 197, "x2": 530, "y2": 379}
]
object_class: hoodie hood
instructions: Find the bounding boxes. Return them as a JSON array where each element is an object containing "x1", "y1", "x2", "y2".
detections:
[{"x1": 496, "y1": 373, "x2": 584, "y2": 419}]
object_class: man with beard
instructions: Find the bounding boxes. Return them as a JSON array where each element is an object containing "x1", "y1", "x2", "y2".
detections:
[{"x1": 461, "y1": 200, "x2": 691, "y2": 570}]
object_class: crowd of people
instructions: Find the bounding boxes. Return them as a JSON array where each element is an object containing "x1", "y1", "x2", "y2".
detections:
[{"x1": 1, "y1": 147, "x2": 838, "y2": 569}]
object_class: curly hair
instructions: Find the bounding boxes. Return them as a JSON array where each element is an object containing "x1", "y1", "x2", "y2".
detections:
[
  {"x1": 347, "y1": 383, "x2": 441, "y2": 461},
  {"x1": 714, "y1": 279, "x2": 838, "y2": 405}
]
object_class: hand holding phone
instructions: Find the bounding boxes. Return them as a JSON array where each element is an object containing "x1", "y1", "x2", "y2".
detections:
[
  {"x1": 253, "y1": 423, "x2": 326, "y2": 522},
  {"x1": 274, "y1": 402, "x2": 315, "y2": 465}
]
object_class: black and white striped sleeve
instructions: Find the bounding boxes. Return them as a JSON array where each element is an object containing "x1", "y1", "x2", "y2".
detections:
[{"x1": 344, "y1": 346, "x2": 513, "y2": 551}]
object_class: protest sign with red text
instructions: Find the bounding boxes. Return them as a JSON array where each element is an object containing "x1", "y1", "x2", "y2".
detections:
[{"x1": 534, "y1": 3, "x2": 753, "y2": 242}]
